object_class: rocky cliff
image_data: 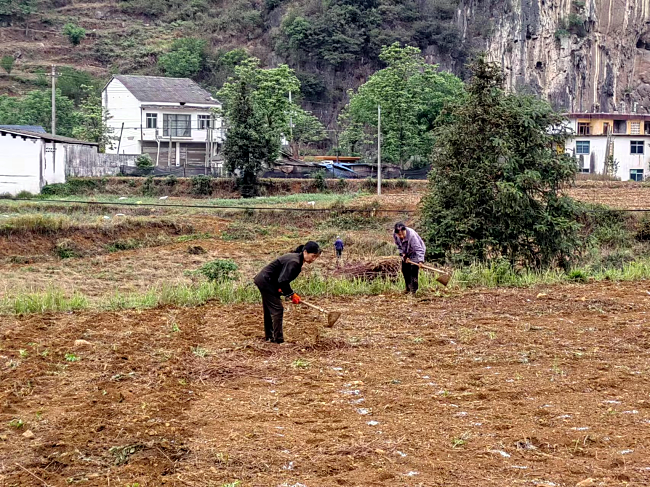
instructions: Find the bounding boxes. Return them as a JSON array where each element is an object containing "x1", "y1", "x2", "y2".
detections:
[{"x1": 458, "y1": 0, "x2": 650, "y2": 112}]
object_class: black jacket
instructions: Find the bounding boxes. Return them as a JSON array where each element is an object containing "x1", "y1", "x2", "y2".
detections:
[{"x1": 254, "y1": 252, "x2": 304, "y2": 296}]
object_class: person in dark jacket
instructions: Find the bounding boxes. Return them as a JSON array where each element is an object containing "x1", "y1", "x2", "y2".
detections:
[
  {"x1": 393, "y1": 222, "x2": 426, "y2": 294},
  {"x1": 334, "y1": 236, "x2": 344, "y2": 265},
  {"x1": 253, "y1": 241, "x2": 321, "y2": 343}
]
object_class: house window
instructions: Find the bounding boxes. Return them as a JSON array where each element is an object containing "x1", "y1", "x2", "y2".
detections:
[
  {"x1": 645, "y1": 121, "x2": 650, "y2": 135},
  {"x1": 146, "y1": 113, "x2": 157, "y2": 129},
  {"x1": 577, "y1": 122, "x2": 591, "y2": 135},
  {"x1": 602, "y1": 122, "x2": 610, "y2": 135},
  {"x1": 630, "y1": 169, "x2": 644, "y2": 181},
  {"x1": 163, "y1": 114, "x2": 191, "y2": 137},
  {"x1": 614, "y1": 119, "x2": 627, "y2": 134},
  {"x1": 575, "y1": 141, "x2": 590, "y2": 155},
  {"x1": 631, "y1": 141, "x2": 644, "y2": 154},
  {"x1": 631, "y1": 122, "x2": 641, "y2": 135},
  {"x1": 198, "y1": 115, "x2": 211, "y2": 130}
]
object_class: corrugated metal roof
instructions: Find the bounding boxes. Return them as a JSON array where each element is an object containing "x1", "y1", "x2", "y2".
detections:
[
  {"x1": 0, "y1": 127, "x2": 98, "y2": 146},
  {"x1": 0, "y1": 125, "x2": 46, "y2": 133},
  {"x1": 113, "y1": 75, "x2": 220, "y2": 105}
]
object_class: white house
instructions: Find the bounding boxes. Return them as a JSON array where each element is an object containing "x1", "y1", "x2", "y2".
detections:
[
  {"x1": 102, "y1": 75, "x2": 223, "y2": 168},
  {"x1": 0, "y1": 127, "x2": 97, "y2": 196},
  {"x1": 566, "y1": 113, "x2": 650, "y2": 181}
]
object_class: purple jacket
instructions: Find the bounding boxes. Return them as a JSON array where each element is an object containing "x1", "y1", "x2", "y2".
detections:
[{"x1": 394, "y1": 227, "x2": 426, "y2": 263}]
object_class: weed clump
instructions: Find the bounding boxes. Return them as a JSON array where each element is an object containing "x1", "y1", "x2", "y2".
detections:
[
  {"x1": 198, "y1": 259, "x2": 239, "y2": 282},
  {"x1": 191, "y1": 175, "x2": 213, "y2": 196}
]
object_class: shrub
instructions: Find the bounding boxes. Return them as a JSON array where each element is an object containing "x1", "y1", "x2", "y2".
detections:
[
  {"x1": 554, "y1": 28, "x2": 570, "y2": 40},
  {"x1": 1, "y1": 56, "x2": 14, "y2": 74},
  {"x1": 158, "y1": 38, "x2": 206, "y2": 78},
  {"x1": 63, "y1": 23, "x2": 87, "y2": 46},
  {"x1": 135, "y1": 154, "x2": 154, "y2": 168},
  {"x1": 198, "y1": 259, "x2": 239, "y2": 282},
  {"x1": 142, "y1": 175, "x2": 156, "y2": 196},
  {"x1": 165, "y1": 174, "x2": 178, "y2": 186},
  {"x1": 313, "y1": 169, "x2": 327, "y2": 192},
  {"x1": 336, "y1": 178, "x2": 348, "y2": 192},
  {"x1": 191, "y1": 175, "x2": 212, "y2": 196},
  {"x1": 54, "y1": 239, "x2": 79, "y2": 259},
  {"x1": 15, "y1": 191, "x2": 33, "y2": 199},
  {"x1": 395, "y1": 178, "x2": 409, "y2": 189}
]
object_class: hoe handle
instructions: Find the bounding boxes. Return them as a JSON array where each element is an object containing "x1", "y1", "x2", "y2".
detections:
[
  {"x1": 301, "y1": 300, "x2": 329, "y2": 314},
  {"x1": 406, "y1": 259, "x2": 448, "y2": 275}
]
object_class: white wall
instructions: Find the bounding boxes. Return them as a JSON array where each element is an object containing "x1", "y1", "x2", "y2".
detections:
[
  {"x1": 0, "y1": 134, "x2": 42, "y2": 195},
  {"x1": 103, "y1": 78, "x2": 142, "y2": 155},
  {"x1": 41, "y1": 142, "x2": 67, "y2": 186},
  {"x1": 566, "y1": 136, "x2": 649, "y2": 181}
]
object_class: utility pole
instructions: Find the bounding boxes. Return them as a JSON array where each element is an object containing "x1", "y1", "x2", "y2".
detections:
[
  {"x1": 51, "y1": 65, "x2": 56, "y2": 135},
  {"x1": 377, "y1": 104, "x2": 381, "y2": 196},
  {"x1": 288, "y1": 91, "x2": 294, "y2": 157}
]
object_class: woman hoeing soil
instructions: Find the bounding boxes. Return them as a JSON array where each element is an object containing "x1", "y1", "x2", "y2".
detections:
[{"x1": 254, "y1": 241, "x2": 321, "y2": 343}]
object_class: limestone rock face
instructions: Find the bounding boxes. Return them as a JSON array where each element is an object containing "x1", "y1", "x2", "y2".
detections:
[{"x1": 458, "y1": 0, "x2": 650, "y2": 112}]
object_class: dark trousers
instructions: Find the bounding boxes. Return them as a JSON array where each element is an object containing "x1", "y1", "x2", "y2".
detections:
[
  {"x1": 401, "y1": 260, "x2": 419, "y2": 293},
  {"x1": 258, "y1": 287, "x2": 284, "y2": 343}
]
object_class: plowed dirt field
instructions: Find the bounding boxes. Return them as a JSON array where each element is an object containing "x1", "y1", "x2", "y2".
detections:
[{"x1": 2, "y1": 280, "x2": 650, "y2": 486}]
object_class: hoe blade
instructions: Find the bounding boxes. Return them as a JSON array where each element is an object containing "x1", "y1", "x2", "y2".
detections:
[
  {"x1": 326, "y1": 312, "x2": 341, "y2": 328},
  {"x1": 436, "y1": 274, "x2": 451, "y2": 287}
]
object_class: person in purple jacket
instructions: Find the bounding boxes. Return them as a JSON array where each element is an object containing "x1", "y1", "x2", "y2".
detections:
[{"x1": 393, "y1": 222, "x2": 426, "y2": 294}]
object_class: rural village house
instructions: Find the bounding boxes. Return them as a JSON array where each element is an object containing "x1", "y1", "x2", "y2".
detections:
[
  {"x1": 0, "y1": 127, "x2": 97, "y2": 196},
  {"x1": 566, "y1": 112, "x2": 650, "y2": 181},
  {"x1": 102, "y1": 75, "x2": 224, "y2": 170}
]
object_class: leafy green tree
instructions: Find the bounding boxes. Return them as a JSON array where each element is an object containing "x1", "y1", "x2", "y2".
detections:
[
  {"x1": 0, "y1": 0, "x2": 34, "y2": 21},
  {"x1": 340, "y1": 43, "x2": 464, "y2": 168},
  {"x1": 290, "y1": 107, "x2": 327, "y2": 158},
  {"x1": 420, "y1": 57, "x2": 581, "y2": 269},
  {"x1": 219, "y1": 57, "x2": 300, "y2": 165},
  {"x1": 222, "y1": 79, "x2": 274, "y2": 197},
  {"x1": 71, "y1": 86, "x2": 115, "y2": 151},
  {"x1": 158, "y1": 38, "x2": 206, "y2": 78},
  {"x1": 0, "y1": 89, "x2": 78, "y2": 136},
  {"x1": 63, "y1": 23, "x2": 87, "y2": 46},
  {"x1": 57, "y1": 67, "x2": 98, "y2": 106},
  {"x1": 1, "y1": 56, "x2": 14, "y2": 74}
]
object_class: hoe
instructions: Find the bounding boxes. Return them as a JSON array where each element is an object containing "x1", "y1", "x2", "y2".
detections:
[
  {"x1": 301, "y1": 300, "x2": 341, "y2": 327},
  {"x1": 407, "y1": 259, "x2": 451, "y2": 286}
]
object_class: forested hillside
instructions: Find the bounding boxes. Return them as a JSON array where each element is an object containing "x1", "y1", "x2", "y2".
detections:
[{"x1": 0, "y1": 0, "x2": 474, "y2": 127}]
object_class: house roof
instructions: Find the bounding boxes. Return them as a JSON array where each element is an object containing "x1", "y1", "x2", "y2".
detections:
[
  {"x1": 0, "y1": 127, "x2": 98, "y2": 146},
  {"x1": 0, "y1": 125, "x2": 46, "y2": 133},
  {"x1": 111, "y1": 75, "x2": 220, "y2": 105}
]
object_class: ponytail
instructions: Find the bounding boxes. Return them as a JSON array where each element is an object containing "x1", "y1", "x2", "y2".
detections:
[
  {"x1": 294, "y1": 241, "x2": 321, "y2": 254},
  {"x1": 293, "y1": 245, "x2": 305, "y2": 253}
]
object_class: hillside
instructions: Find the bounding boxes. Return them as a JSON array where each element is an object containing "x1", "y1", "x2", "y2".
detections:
[{"x1": 1, "y1": 0, "x2": 650, "y2": 125}]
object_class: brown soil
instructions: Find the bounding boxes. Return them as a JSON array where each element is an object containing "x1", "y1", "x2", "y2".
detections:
[
  {"x1": 0, "y1": 220, "x2": 195, "y2": 261},
  {"x1": 1, "y1": 280, "x2": 650, "y2": 486}
]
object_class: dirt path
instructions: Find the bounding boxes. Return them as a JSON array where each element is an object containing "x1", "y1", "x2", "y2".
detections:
[{"x1": 1, "y1": 281, "x2": 650, "y2": 486}]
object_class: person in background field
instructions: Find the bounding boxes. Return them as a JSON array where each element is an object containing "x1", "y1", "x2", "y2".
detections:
[
  {"x1": 334, "y1": 236, "x2": 344, "y2": 265},
  {"x1": 393, "y1": 222, "x2": 426, "y2": 294},
  {"x1": 253, "y1": 241, "x2": 321, "y2": 344}
]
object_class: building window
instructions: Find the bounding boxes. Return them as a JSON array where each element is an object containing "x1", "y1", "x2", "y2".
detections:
[
  {"x1": 602, "y1": 122, "x2": 610, "y2": 135},
  {"x1": 575, "y1": 141, "x2": 590, "y2": 155},
  {"x1": 198, "y1": 115, "x2": 211, "y2": 130},
  {"x1": 631, "y1": 141, "x2": 644, "y2": 154},
  {"x1": 577, "y1": 122, "x2": 591, "y2": 135},
  {"x1": 146, "y1": 113, "x2": 157, "y2": 129},
  {"x1": 631, "y1": 122, "x2": 641, "y2": 135},
  {"x1": 630, "y1": 169, "x2": 644, "y2": 181},
  {"x1": 645, "y1": 121, "x2": 650, "y2": 135},
  {"x1": 163, "y1": 114, "x2": 191, "y2": 137},
  {"x1": 614, "y1": 119, "x2": 627, "y2": 134}
]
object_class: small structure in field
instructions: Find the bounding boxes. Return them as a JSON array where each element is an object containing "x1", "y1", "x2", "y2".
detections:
[{"x1": 0, "y1": 127, "x2": 97, "y2": 196}]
